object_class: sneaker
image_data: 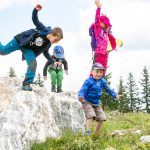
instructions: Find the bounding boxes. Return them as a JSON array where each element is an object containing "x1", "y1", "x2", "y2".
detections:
[
  {"x1": 51, "y1": 85, "x2": 56, "y2": 92},
  {"x1": 85, "y1": 130, "x2": 91, "y2": 136},
  {"x1": 21, "y1": 84, "x2": 32, "y2": 91},
  {"x1": 57, "y1": 87, "x2": 63, "y2": 93}
]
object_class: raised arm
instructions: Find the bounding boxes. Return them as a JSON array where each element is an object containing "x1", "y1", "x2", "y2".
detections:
[
  {"x1": 95, "y1": 0, "x2": 102, "y2": 29},
  {"x1": 32, "y1": 4, "x2": 47, "y2": 31}
]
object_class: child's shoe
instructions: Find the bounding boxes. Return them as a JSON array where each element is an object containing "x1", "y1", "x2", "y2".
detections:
[
  {"x1": 85, "y1": 130, "x2": 91, "y2": 136},
  {"x1": 57, "y1": 87, "x2": 63, "y2": 93},
  {"x1": 51, "y1": 85, "x2": 56, "y2": 92},
  {"x1": 21, "y1": 83, "x2": 32, "y2": 91}
]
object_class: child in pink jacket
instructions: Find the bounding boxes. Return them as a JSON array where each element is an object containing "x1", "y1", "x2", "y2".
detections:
[{"x1": 91, "y1": 0, "x2": 116, "y2": 74}]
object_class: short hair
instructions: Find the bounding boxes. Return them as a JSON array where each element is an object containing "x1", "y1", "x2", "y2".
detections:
[{"x1": 52, "y1": 27, "x2": 63, "y2": 39}]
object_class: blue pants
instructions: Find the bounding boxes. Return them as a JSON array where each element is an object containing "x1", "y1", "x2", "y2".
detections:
[{"x1": 0, "y1": 38, "x2": 37, "y2": 84}]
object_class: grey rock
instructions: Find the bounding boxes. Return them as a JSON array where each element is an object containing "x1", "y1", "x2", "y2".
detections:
[
  {"x1": 140, "y1": 135, "x2": 150, "y2": 143},
  {"x1": 0, "y1": 77, "x2": 85, "y2": 150}
]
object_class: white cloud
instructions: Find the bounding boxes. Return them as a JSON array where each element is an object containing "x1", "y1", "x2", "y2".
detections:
[
  {"x1": 108, "y1": 49, "x2": 150, "y2": 89},
  {"x1": 79, "y1": 0, "x2": 150, "y2": 49},
  {"x1": 0, "y1": 0, "x2": 21, "y2": 10},
  {"x1": 0, "y1": 0, "x2": 46, "y2": 10},
  {"x1": 109, "y1": 0, "x2": 150, "y2": 49}
]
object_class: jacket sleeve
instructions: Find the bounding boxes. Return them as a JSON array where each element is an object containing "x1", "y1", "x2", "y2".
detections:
[
  {"x1": 94, "y1": 7, "x2": 103, "y2": 42},
  {"x1": 102, "y1": 79, "x2": 117, "y2": 98},
  {"x1": 43, "y1": 49, "x2": 55, "y2": 64},
  {"x1": 62, "y1": 58, "x2": 68, "y2": 70},
  {"x1": 43, "y1": 61, "x2": 50, "y2": 76},
  {"x1": 95, "y1": 8, "x2": 101, "y2": 30},
  {"x1": 32, "y1": 8, "x2": 48, "y2": 31},
  {"x1": 78, "y1": 79, "x2": 90, "y2": 99}
]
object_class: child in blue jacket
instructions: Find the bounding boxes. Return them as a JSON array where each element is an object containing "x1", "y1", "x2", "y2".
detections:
[
  {"x1": 78, "y1": 63, "x2": 121, "y2": 136},
  {"x1": 0, "y1": 4, "x2": 63, "y2": 91}
]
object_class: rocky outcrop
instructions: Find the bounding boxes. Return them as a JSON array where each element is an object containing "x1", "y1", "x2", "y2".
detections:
[
  {"x1": 0, "y1": 77, "x2": 85, "y2": 150},
  {"x1": 112, "y1": 129, "x2": 141, "y2": 136}
]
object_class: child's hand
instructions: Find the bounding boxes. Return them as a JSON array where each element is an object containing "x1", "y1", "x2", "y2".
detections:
[
  {"x1": 116, "y1": 39, "x2": 123, "y2": 47},
  {"x1": 43, "y1": 76, "x2": 47, "y2": 80},
  {"x1": 58, "y1": 62, "x2": 62, "y2": 65},
  {"x1": 107, "y1": 49, "x2": 113, "y2": 53},
  {"x1": 79, "y1": 97, "x2": 85, "y2": 103},
  {"x1": 65, "y1": 70, "x2": 68, "y2": 75},
  {"x1": 35, "y1": 4, "x2": 42, "y2": 11},
  {"x1": 116, "y1": 94, "x2": 124, "y2": 100},
  {"x1": 95, "y1": 0, "x2": 102, "y2": 8},
  {"x1": 54, "y1": 62, "x2": 58, "y2": 66}
]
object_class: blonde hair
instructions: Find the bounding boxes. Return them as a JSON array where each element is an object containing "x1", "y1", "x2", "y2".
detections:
[{"x1": 52, "y1": 27, "x2": 63, "y2": 39}]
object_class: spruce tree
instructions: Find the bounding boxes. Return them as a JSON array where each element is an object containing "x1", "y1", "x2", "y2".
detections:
[
  {"x1": 140, "y1": 66, "x2": 150, "y2": 113},
  {"x1": 117, "y1": 77, "x2": 128, "y2": 113},
  {"x1": 126, "y1": 73, "x2": 140, "y2": 112},
  {"x1": 34, "y1": 73, "x2": 44, "y2": 87},
  {"x1": 8, "y1": 67, "x2": 16, "y2": 77},
  {"x1": 101, "y1": 73, "x2": 118, "y2": 110}
]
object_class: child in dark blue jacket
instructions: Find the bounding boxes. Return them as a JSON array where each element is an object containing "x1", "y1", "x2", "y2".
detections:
[
  {"x1": 78, "y1": 63, "x2": 121, "y2": 136},
  {"x1": 0, "y1": 4, "x2": 63, "y2": 91}
]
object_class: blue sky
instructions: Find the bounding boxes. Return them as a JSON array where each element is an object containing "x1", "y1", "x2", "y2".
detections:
[{"x1": 0, "y1": 0, "x2": 150, "y2": 91}]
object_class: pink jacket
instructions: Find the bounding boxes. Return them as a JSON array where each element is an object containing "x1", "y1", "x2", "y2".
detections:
[{"x1": 94, "y1": 8, "x2": 116, "y2": 54}]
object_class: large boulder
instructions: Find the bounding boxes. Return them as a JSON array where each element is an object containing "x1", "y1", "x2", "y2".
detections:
[{"x1": 0, "y1": 77, "x2": 85, "y2": 150}]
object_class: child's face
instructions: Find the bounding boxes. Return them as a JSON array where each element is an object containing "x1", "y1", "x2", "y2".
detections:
[
  {"x1": 47, "y1": 34, "x2": 61, "y2": 44},
  {"x1": 92, "y1": 69, "x2": 103, "y2": 80},
  {"x1": 100, "y1": 22, "x2": 108, "y2": 30}
]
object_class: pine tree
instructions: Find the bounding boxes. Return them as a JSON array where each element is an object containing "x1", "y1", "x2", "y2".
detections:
[
  {"x1": 117, "y1": 77, "x2": 128, "y2": 113},
  {"x1": 140, "y1": 66, "x2": 150, "y2": 113},
  {"x1": 34, "y1": 73, "x2": 44, "y2": 87},
  {"x1": 101, "y1": 73, "x2": 118, "y2": 110},
  {"x1": 126, "y1": 73, "x2": 140, "y2": 112},
  {"x1": 8, "y1": 67, "x2": 16, "y2": 77}
]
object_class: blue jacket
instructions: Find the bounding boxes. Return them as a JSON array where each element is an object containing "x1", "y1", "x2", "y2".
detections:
[
  {"x1": 78, "y1": 76, "x2": 117, "y2": 105},
  {"x1": 15, "y1": 9, "x2": 54, "y2": 63}
]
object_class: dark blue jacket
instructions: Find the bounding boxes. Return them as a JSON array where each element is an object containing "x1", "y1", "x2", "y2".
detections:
[
  {"x1": 78, "y1": 76, "x2": 117, "y2": 105},
  {"x1": 15, "y1": 9, "x2": 54, "y2": 63}
]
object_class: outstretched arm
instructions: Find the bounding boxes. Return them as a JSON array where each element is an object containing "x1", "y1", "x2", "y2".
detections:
[
  {"x1": 32, "y1": 4, "x2": 47, "y2": 31},
  {"x1": 102, "y1": 79, "x2": 124, "y2": 101},
  {"x1": 43, "y1": 61, "x2": 50, "y2": 77},
  {"x1": 102, "y1": 79, "x2": 117, "y2": 98},
  {"x1": 43, "y1": 49, "x2": 55, "y2": 64},
  {"x1": 95, "y1": 0, "x2": 102, "y2": 29}
]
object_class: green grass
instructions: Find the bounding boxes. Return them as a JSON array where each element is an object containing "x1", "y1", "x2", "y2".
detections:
[{"x1": 31, "y1": 112, "x2": 150, "y2": 150}]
